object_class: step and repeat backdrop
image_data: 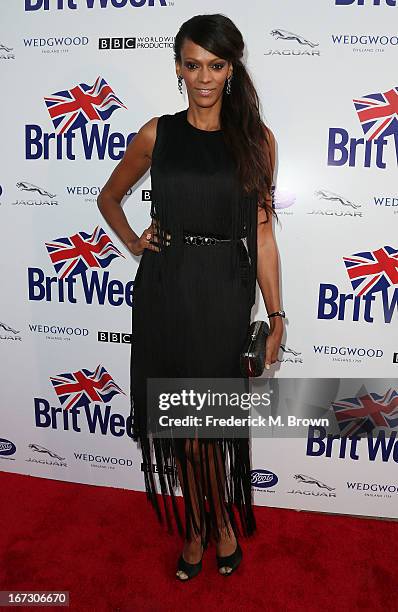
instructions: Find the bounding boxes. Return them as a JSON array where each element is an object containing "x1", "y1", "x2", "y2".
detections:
[{"x1": 1, "y1": 0, "x2": 398, "y2": 520}]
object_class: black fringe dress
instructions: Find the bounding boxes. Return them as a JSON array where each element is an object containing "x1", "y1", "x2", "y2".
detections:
[{"x1": 129, "y1": 108, "x2": 258, "y2": 541}]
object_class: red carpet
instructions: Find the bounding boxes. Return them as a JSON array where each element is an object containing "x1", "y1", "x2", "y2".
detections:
[{"x1": 0, "y1": 471, "x2": 395, "y2": 611}]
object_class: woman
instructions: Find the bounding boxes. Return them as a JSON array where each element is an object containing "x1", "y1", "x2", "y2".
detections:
[{"x1": 97, "y1": 13, "x2": 284, "y2": 580}]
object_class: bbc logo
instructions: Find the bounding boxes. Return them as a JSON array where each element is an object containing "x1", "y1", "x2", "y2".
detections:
[
  {"x1": 98, "y1": 331, "x2": 132, "y2": 343},
  {"x1": 142, "y1": 189, "x2": 152, "y2": 201},
  {"x1": 99, "y1": 38, "x2": 136, "y2": 50},
  {"x1": 393, "y1": 353, "x2": 398, "y2": 363}
]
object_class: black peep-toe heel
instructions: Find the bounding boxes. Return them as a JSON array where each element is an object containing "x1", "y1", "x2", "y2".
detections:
[
  {"x1": 216, "y1": 540, "x2": 243, "y2": 576},
  {"x1": 175, "y1": 513, "x2": 211, "y2": 581}
]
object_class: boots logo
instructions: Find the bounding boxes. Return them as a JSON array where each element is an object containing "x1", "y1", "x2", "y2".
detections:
[
  {"x1": 50, "y1": 364, "x2": 124, "y2": 410},
  {"x1": 328, "y1": 84, "x2": 398, "y2": 168},
  {"x1": 251, "y1": 469, "x2": 278, "y2": 489},
  {"x1": 44, "y1": 76, "x2": 126, "y2": 135},
  {"x1": 0, "y1": 439, "x2": 17, "y2": 456}
]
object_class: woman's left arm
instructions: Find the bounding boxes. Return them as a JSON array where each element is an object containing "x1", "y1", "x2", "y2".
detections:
[{"x1": 257, "y1": 127, "x2": 284, "y2": 369}]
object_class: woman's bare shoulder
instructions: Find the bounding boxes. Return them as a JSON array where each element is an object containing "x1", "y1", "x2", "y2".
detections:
[{"x1": 132, "y1": 116, "x2": 160, "y2": 160}]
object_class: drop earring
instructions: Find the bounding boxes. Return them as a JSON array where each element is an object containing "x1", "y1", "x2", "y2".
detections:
[
  {"x1": 177, "y1": 74, "x2": 183, "y2": 94},
  {"x1": 226, "y1": 75, "x2": 232, "y2": 95}
]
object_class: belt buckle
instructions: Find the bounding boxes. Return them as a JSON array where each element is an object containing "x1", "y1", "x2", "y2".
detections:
[{"x1": 184, "y1": 233, "x2": 220, "y2": 246}]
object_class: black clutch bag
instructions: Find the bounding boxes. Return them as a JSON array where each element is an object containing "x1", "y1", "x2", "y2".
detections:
[{"x1": 240, "y1": 320, "x2": 270, "y2": 377}]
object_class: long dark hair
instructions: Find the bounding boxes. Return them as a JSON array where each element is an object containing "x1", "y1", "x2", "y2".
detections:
[{"x1": 174, "y1": 13, "x2": 277, "y2": 223}]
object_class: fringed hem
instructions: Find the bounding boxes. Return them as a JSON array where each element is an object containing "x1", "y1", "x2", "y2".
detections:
[{"x1": 129, "y1": 424, "x2": 257, "y2": 542}]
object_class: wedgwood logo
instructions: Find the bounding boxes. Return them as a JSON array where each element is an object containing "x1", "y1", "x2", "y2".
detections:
[
  {"x1": 313, "y1": 344, "x2": 383, "y2": 363},
  {"x1": 23, "y1": 36, "x2": 89, "y2": 53},
  {"x1": 74, "y1": 451, "x2": 133, "y2": 467},
  {"x1": 331, "y1": 33, "x2": 398, "y2": 52},
  {"x1": 29, "y1": 323, "x2": 89, "y2": 341},
  {"x1": 347, "y1": 480, "x2": 398, "y2": 498}
]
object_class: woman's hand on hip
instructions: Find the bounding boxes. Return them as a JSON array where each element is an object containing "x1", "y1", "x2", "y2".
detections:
[{"x1": 127, "y1": 220, "x2": 170, "y2": 256}]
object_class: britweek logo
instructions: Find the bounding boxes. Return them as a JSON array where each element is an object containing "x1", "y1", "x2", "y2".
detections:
[
  {"x1": 26, "y1": 75, "x2": 136, "y2": 160},
  {"x1": 25, "y1": 0, "x2": 167, "y2": 10},
  {"x1": 328, "y1": 84, "x2": 398, "y2": 169},
  {"x1": 306, "y1": 386, "x2": 398, "y2": 463},
  {"x1": 27, "y1": 226, "x2": 134, "y2": 306},
  {"x1": 34, "y1": 365, "x2": 134, "y2": 438},
  {"x1": 317, "y1": 244, "x2": 398, "y2": 323},
  {"x1": 23, "y1": 35, "x2": 89, "y2": 53},
  {"x1": 335, "y1": 0, "x2": 396, "y2": 5}
]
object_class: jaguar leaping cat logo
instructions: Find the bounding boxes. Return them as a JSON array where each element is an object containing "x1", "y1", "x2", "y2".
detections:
[
  {"x1": 16, "y1": 181, "x2": 56, "y2": 198},
  {"x1": 28, "y1": 444, "x2": 65, "y2": 461},
  {"x1": 280, "y1": 345, "x2": 302, "y2": 357},
  {"x1": 315, "y1": 189, "x2": 361, "y2": 209},
  {"x1": 270, "y1": 29, "x2": 319, "y2": 48},
  {"x1": 294, "y1": 474, "x2": 335, "y2": 491},
  {"x1": 0, "y1": 43, "x2": 13, "y2": 52},
  {"x1": 0, "y1": 321, "x2": 20, "y2": 334}
]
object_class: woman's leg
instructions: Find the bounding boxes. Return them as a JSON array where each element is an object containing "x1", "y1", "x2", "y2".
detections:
[
  {"x1": 175, "y1": 438, "x2": 207, "y2": 579},
  {"x1": 175, "y1": 438, "x2": 238, "y2": 572},
  {"x1": 199, "y1": 440, "x2": 238, "y2": 558}
]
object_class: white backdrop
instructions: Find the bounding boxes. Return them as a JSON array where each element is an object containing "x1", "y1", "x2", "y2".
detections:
[{"x1": 1, "y1": 0, "x2": 398, "y2": 520}]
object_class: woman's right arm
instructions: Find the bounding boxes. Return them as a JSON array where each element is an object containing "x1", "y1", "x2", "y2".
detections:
[{"x1": 97, "y1": 116, "x2": 160, "y2": 255}]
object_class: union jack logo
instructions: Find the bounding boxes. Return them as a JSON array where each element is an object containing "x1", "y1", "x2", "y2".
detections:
[
  {"x1": 44, "y1": 76, "x2": 127, "y2": 135},
  {"x1": 50, "y1": 364, "x2": 125, "y2": 410},
  {"x1": 331, "y1": 388, "x2": 398, "y2": 436},
  {"x1": 353, "y1": 86, "x2": 398, "y2": 141},
  {"x1": 45, "y1": 226, "x2": 124, "y2": 279},
  {"x1": 343, "y1": 245, "x2": 398, "y2": 297}
]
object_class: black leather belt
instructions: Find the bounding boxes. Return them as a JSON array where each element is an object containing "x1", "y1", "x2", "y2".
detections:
[{"x1": 183, "y1": 233, "x2": 246, "y2": 246}]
